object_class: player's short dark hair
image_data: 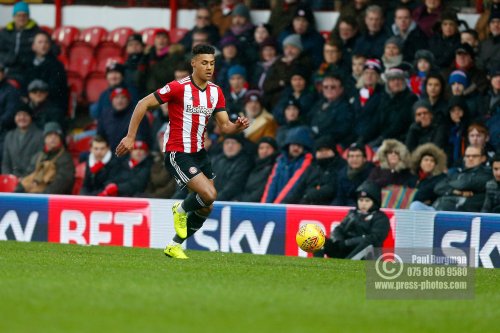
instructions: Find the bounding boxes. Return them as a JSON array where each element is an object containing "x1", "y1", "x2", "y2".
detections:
[
  {"x1": 192, "y1": 44, "x2": 215, "y2": 58},
  {"x1": 92, "y1": 135, "x2": 109, "y2": 146}
]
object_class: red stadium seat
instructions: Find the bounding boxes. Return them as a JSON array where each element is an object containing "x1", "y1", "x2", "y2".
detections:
[
  {"x1": 95, "y1": 42, "x2": 124, "y2": 63},
  {"x1": 140, "y1": 27, "x2": 167, "y2": 46},
  {"x1": 67, "y1": 71, "x2": 85, "y2": 99},
  {"x1": 52, "y1": 26, "x2": 80, "y2": 50},
  {"x1": 68, "y1": 42, "x2": 96, "y2": 79},
  {"x1": 169, "y1": 28, "x2": 188, "y2": 44},
  {"x1": 0, "y1": 174, "x2": 19, "y2": 192},
  {"x1": 72, "y1": 162, "x2": 87, "y2": 195},
  {"x1": 108, "y1": 27, "x2": 135, "y2": 48},
  {"x1": 40, "y1": 25, "x2": 54, "y2": 36},
  {"x1": 57, "y1": 53, "x2": 69, "y2": 70},
  {"x1": 85, "y1": 72, "x2": 108, "y2": 104},
  {"x1": 320, "y1": 31, "x2": 331, "y2": 40},
  {"x1": 80, "y1": 26, "x2": 108, "y2": 48},
  {"x1": 95, "y1": 56, "x2": 124, "y2": 73}
]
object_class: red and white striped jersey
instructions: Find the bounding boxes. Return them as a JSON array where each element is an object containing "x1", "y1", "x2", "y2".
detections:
[{"x1": 154, "y1": 76, "x2": 226, "y2": 153}]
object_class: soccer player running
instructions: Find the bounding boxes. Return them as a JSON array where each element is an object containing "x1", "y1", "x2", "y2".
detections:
[{"x1": 116, "y1": 44, "x2": 249, "y2": 259}]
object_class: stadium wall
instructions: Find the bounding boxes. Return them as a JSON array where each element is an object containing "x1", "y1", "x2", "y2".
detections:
[
  {"x1": 1, "y1": 193, "x2": 499, "y2": 268},
  {"x1": 0, "y1": 4, "x2": 479, "y2": 32}
]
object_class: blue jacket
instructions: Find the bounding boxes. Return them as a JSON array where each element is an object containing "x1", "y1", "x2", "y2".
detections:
[{"x1": 261, "y1": 126, "x2": 313, "y2": 203}]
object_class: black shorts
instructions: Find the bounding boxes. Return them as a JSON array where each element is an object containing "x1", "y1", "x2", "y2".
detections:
[{"x1": 164, "y1": 150, "x2": 215, "y2": 188}]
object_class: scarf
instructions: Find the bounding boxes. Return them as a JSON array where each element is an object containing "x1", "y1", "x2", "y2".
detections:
[
  {"x1": 89, "y1": 150, "x2": 112, "y2": 174},
  {"x1": 359, "y1": 86, "x2": 374, "y2": 106},
  {"x1": 418, "y1": 169, "x2": 431, "y2": 181}
]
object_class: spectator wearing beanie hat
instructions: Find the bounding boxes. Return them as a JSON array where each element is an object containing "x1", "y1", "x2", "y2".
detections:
[
  {"x1": 224, "y1": 4, "x2": 255, "y2": 62},
  {"x1": 97, "y1": 87, "x2": 151, "y2": 153},
  {"x1": 272, "y1": 65, "x2": 316, "y2": 126},
  {"x1": 15, "y1": 121, "x2": 74, "y2": 194},
  {"x1": 277, "y1": 4, "x2": 325, "y2": 69},
  {"x1": 275, "y1": 98, "x2": 305, "y2": 148},
  {"x1": 381, "y1": 36, "x2": 403, "y2": 72},
  {"x1": 99, "y1": 139, "x2": 153, "y2": 197},
  {"x1": 237, "y1": 136, "x2": 279, "y2": 202},
  {"x1": 352, "y1": 58, "x2": 385, "y2": 145},
  {"x1": 428, "y1": 9, "x2": 462, "y2": 68},
  {"x1": 263, "y1": 33, "x2": 313, "y2": 109},
  {"x1": 281, "y1": 135, "x2": 346, "y2": 205},
  {"x1": 478, "y1": 9, "x2": 500, "y2": 73},
  {"x1": 448, "y1": 69, "x2": 482, "y2": 119},
  {"x1": 405, "y1": 100, "x2": 447, "y2": 152},
  {"x1": 27, "y1": 79, "x2": 66, "y2": 130},
  {"x1": 242, "y1": 90, "x2": 278, "y2": 144},
  {"x1": 409, "y1": 49, "x2": 436, "y2": 97},
  {"x1": 2, "y1": 104, "x2": 43, "y2": 177},
  {"x1": 0, "y1": 1, "x2": 40, "y2": 84},
  {"x1": 225, "y1": 64, "x2": 249, "y2": 119},
  {"x1": 0, "y1": 62, "x2": 22, "y2": 137}
]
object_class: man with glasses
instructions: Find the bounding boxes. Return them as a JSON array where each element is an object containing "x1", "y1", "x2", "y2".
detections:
[
  {"x1": 180, "y1": 7, "x2": 220, "y2": 51},
  {"x1": 432, "y1": 145, "x2": 492, "y2": 212},
  {"x1": 308, "y1": 74, "x2": 353, "y2": 147}
]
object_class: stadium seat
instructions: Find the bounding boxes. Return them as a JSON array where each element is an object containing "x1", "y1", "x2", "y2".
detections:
[
  {"x1": 320, "y1": 31, "x2": 331, "y2": 41},
  {"x1": 80, "y1": 26, "x2": 108, "y2": 48},
  {"x1": 68, "y1": 42, "x2": 96, "y2": 79},
  {"x1": 95, "y1": 42, "x2": 124, "y2": 64},
  {"x1": 85, "y1": 72, "x2": 108, "y2": 104},
  {"x1": 72, "y1": 162, "x2": 87, "y2": 195},
  {"x1": 40, "y1": 25, "x2": 54, "y2": 36},
  {"x1": 57, "y1": 53, "x2": 69, "y2": 70},
  {"x1": 52, "y1": 26, "x2": 80, "y2": 51},
  {"x1": 140, "y1": 27, "x2": 167, "y2": 46},
  {"x1": 95, "y1": 56, "x2": 124, "y2": 73},
  {"x1": 108, "y1": 27, "x2": 135, "y2": 48},
  {"x1": 0, "y1": 174, "x2": 19, "y2": 192},
  {"x1": 67, "y1": 71, "x2": 85, "y2": 100},
  {"x1": 169, "y1": 28, "x2": 188, "y2": 44}
]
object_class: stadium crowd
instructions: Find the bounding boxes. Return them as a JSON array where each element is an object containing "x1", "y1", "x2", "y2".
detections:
[{"x1": 1, "y1": 0, "x2": 500, "y2": 214}]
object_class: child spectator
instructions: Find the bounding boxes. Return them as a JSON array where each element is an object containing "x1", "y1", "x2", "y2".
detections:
[{"x1": 409, "y1": 50, "x2": 436, "y2": 97}]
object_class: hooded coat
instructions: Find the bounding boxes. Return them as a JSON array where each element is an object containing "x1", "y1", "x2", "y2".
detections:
[
  {"x1": 368, "y1": 139, "x2": 417, "y2": 188},
  {"x1": 410, "y1": 143, "x2": 448, "y2": 205}
]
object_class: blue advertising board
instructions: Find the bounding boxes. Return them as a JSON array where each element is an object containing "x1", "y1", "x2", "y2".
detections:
[{"x1": 0, "y1": 195, "x2": 49, "y2": 242}]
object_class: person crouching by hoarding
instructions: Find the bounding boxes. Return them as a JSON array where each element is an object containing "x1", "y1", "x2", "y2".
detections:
[{"x1": 316, "y1": 181, "x2": 390, "y2": 259}]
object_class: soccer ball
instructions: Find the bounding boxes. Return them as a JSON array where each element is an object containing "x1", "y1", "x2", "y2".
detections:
[{"x1": 296, "y1": 224, "x2": 326, "y2": 253}]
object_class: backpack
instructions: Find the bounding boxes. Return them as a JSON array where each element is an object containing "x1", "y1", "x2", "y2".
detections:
[{"x1": 21, "y1": 149, "x2": 64, "y2": 193}]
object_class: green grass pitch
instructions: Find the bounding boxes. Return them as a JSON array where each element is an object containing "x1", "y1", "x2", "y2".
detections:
[{"x1": 1, "y1": 241, "x2": 499, "y2": 333}]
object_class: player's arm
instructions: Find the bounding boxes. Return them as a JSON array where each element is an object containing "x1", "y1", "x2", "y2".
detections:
[
  {"x1": 115, "y1": 93, "x2": 160, "y2": 157},
  {"x1": 214, "y1": 111, "x2": 249, "y2": 135}
]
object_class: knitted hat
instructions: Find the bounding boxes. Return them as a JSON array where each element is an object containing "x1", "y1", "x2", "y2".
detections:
[
  {"x1": 28, "y1": 79, "x2": 49, "y2": 92},
  {"x1": 227, "y1": 64, "x2": 247, "y2": 79},
  {"x1": 285, "y1": 98, "x2": 301, "y2": 113},
  {"x1": 110, "y1": 87, "x2": 131, "y2": 100},
  {"x1": 293, "y1": 5, "x2": 315, "y2": 25},
  {"x1": 363, "y1": 58, "x2": 383, "y2": 74},
  {"x1": 455, "y1": 43, "x2": 475, "y2": 57},
  {"x1": 448, "y1": 70, "x2": 469, "y2": 87},
  {"x1": 412, "y1": 100, "x2": 433, "y2": 115},
  {"x1": 43, "y1": 122, "x2": 63, "y2": 137},
  {"x1": 385, "y1": 36, "x2": 403, "y2": 51},
  {"x1": 414, "y1": 49, "x2": 435, "y2": 65},
  {"x1": 348, "y1": 142, "x2": 366, "y2": 157},
  {"x1": 258, "y1": 136, "x2": 278, "y2": 151},
  {"x1": 133, "y1": 140, "x2": 149, "y2": 152},
  {"x1": 244, "y1": 90, "x2": 262, "y2": 104},
  {"x1": 385, "y1": 67, "x2": 406, "y2": 80},
  {"x1": 219, "y1": 35, "x2": 239, "y2": 48},
  {"x1": 16, "y1": 103, "x2": 34, "y2": 117},
  {"x1": 283, "y1": 34, "x2": 303, "y2": 51},
  {"x1": 127, "y1": 33, "x2": 144, "y2": 46},
  {"x1": 13, "y1": 1, "x2": 29, "y2": 16},
  {"x1": 232, "y1": 3, "x2": 251, "y2": 20},
  {"x1": 106, "y1": 62, "x2": 125, "y2": 75}
]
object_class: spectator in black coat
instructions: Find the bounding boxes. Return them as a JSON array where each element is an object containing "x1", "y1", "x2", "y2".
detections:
[
  {"x1": 0, "y1": 63, "x2": 21, "y2": 139},
  {"x1": 428, "y1": 10, "x2": 462, "y2": 69},
  {"x1": 0, "y1": 2, "x2": 40, "y2": 84},
  {"x1": 308, "y1": 74, "x2": 353, "y2": 146},
  {"x1": 421, "y1": 73, "x2": 449, "y2": 124},
  {"x1": 369, "y1": 67, "x2": 418, "y2": 148},
  {"x1": 275, "y1": 98, "x2": 305, "y2": 149},
  {"x1": 80, "y1": 135, "x2": 121, "y2": 196},
  {"x1": 98, "y1": 140, "x2": 153, "y2": 197},
  {"x1": 409, "y1": 143, "x2": 448, "y2": 210},
  {"x1": 320, "y1": 181, "x2": 390, "y2": 259},
  {"x1": 391, "y1": 6, "x2": 428, "y2": 63},
  {"x1": 433, "y1": 145, "x2": 492, "y2": 212},
  {"x1": 352, "y1": 58, "x2": 385, "y2": 145},
  {"x1": 353, "y1": 5, "x2": 390, "y2": 58},
  {"x1": 212, "y1": 134, "x2": 254, "y2": 201},
  {"x1": 283, "y1": 136, "x2": 345, "y2": 205},
  {"x1": 97, "y1": 87, "x2": 151, "y2": 152},
  {"x1": 27, "y1": 79, "x2": 66, "y2": 130},
  {"x1": 441, "y1": 96, "x2": 471, "y2": 168},
  {"x1": 406, "y1": 100, "x2": 447, "y2": 152},
  {"x1": 238, "y1": 137, "x2": 279, "y2": 202},
  {"x1": 224, "y1": 64, "x2": 248, "y2": 119},
  {"x1": 482, "y1": 153, "x2": 500, "y2": 213},
  {"x1": 179, "y1": 7, "x2": 220, "y2": 51},
  {"x1": 330, "y1": 15, "x2": 360, "y2": 67},
  {"x1": 332, "y1": 142, "x2": 374, "y2": 207},
  {"x1": 477, "y1": 11, "x2": 500, "y2": 73},
  {"x1": 25, "y1": 32, "x2": 68, "y2": 110},
  {"x1": 123, "y1": 34, "x2": 147, "y2": 97}
]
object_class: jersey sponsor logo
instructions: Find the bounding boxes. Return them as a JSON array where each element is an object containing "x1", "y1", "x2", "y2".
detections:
[
  {"x1": 186, "y1": 104, "x2": 214, "y2": 116},
  {"x1": 159, "y1": 84, "x2": 170, "y2": 95}
]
